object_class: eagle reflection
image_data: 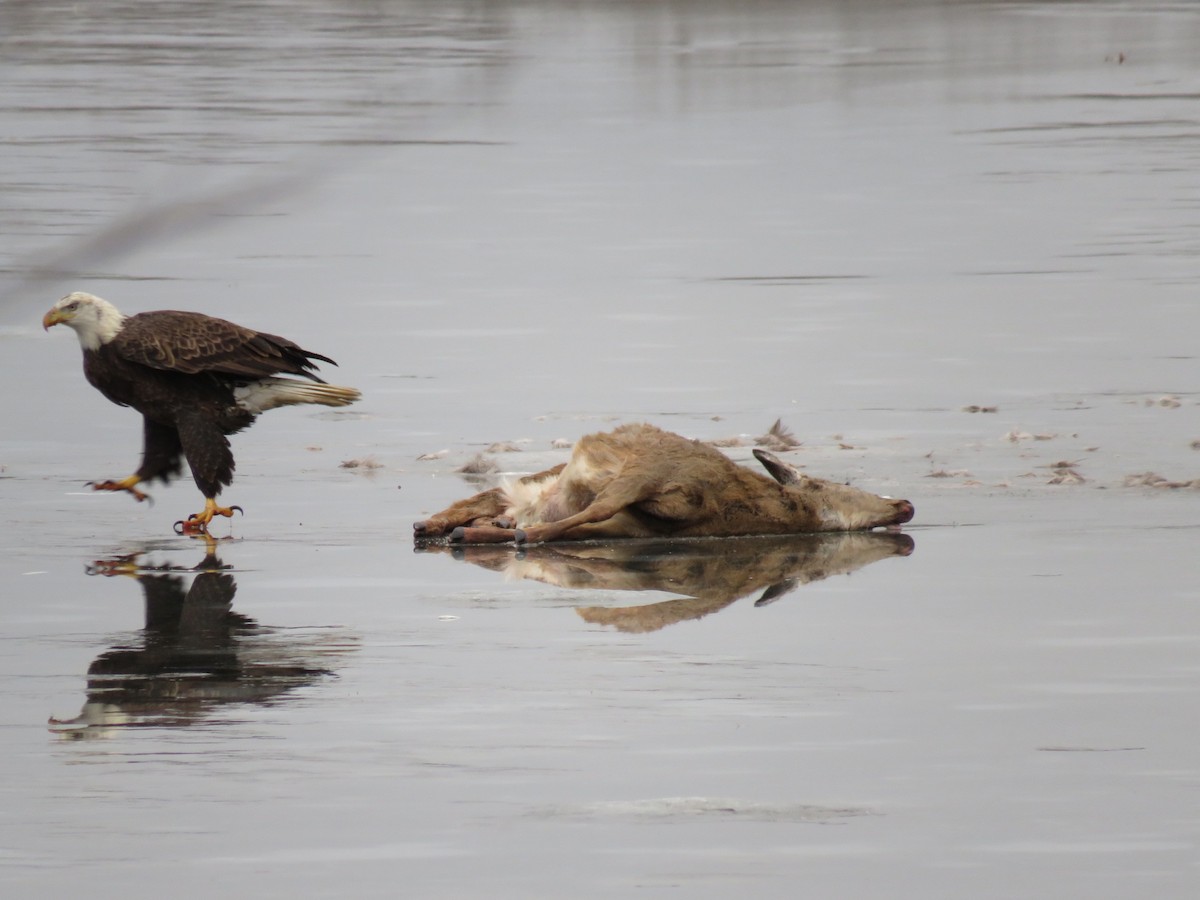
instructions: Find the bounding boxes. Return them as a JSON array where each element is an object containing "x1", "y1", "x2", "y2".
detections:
[
  {"x1": 417, "y1": 531, "x2": 915, "y2": 633},
  {"x1": 50, "y1": 539, "x2": 354, "y2": 738}
]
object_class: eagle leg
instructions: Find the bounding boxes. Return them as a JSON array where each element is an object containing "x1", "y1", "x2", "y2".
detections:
[
  {"x1": 175, "y1": 498, "x2": 243, "y2": 535},
  {"x1": 87, "y1": 475, "x2": 151, "y2": 503}
]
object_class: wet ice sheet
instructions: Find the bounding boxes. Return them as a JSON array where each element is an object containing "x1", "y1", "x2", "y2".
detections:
[
  {"x1": 5, "y1": 516, "x2": 1198, "y2": 897},
  {"x1": 2, "y1": 1, "x2": 1200, "y2": 897}
]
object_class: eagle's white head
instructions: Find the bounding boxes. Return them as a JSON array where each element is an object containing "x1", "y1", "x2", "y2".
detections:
[{"x1": 43, "y1": 292, "x2": 127, "y2": 351}]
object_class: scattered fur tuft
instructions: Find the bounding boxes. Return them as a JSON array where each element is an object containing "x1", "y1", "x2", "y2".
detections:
[
  {"x1": 754, "y1": 418, "x2": 801, "y2": 451},
  {"x1": 458, "y1": 454, "x2": 499, "y2": 475}
]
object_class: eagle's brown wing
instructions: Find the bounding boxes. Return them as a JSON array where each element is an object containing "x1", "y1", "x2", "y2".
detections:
[{"x1": 111, "y1": 311, "x2": 335, "y2": 382}]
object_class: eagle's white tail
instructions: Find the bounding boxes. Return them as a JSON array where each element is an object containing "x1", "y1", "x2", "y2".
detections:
[{"x1": 235, "y1": 377, "x2": 361, "y2": 413}]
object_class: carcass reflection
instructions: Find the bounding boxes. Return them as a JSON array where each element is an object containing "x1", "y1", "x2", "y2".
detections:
[{"x1": 419, "y1": 531, "x2": 914, "y2": 633}]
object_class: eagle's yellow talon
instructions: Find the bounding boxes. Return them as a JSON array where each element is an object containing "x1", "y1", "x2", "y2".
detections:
[
  {"x1": 87, "y1": 476, "x2": 149, "y2": 503},
  {"x1": 177, "y1": 498, "x2": 242, "y2": 534}
]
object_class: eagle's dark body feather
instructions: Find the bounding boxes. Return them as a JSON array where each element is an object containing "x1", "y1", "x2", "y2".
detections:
[
  {"x1": 81, "y1": 310, "x2": 333, "y2": 499},
  {"x1": 110, "y1": 311, "x2": 334, "y2": 382}
]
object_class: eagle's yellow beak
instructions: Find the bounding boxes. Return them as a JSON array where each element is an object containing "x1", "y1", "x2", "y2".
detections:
[{"x1": 43, "y1": 308, "x2": 68, "y2": 330}]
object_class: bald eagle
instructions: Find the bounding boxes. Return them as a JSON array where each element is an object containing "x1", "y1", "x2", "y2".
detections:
[{"x1": 44, "y1": 291, "x2": 361, "y2": 532}]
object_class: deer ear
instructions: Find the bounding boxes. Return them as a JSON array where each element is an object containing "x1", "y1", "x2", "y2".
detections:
[
  {"x1": 754, "y1": 577, "x2": 801, "y2": 607},
  {"x1": 753, "y1": 448, "x2": 803, "y2": 485}
]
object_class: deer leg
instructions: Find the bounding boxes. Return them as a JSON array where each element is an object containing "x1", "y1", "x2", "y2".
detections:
[
  {"x1": 414, "y1": 464, "x2": 567, "y2": 538},
  {"x1": 449, "y1": 525, "x2": 521, "y2": 544},
  {"x1": 524, "y1": 513, "x2": 656, "y2": 542},
  {"x1": 514, "y1": 503, "x2": 624, "y2": 543},
  {"x1": 515, "y1": 472, "x2": 661, "y2": 543},
  {"x1": 414, "y1": 487, "x2": 509, "y2": 537}
]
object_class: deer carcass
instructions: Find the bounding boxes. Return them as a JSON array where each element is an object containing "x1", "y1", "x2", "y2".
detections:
[{"x1": 413, "y1": 423, "x2": 913, "y2": 544}]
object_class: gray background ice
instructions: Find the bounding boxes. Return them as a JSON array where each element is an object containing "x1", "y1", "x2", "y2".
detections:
[{"x1": 1, "y1": 1, "x2": 1198, "y2": 897}]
